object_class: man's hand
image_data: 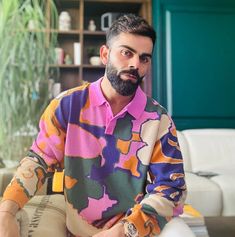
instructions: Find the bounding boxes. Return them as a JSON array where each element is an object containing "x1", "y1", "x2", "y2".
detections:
[
  {"x1": 0, "y1": 212, "x2": 20, "y2": 237},
  {"x1": 92, "y1": 222, "x2": 125, "y2": 237}
]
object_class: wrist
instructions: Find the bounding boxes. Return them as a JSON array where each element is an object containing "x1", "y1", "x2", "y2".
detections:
[
  {"x1": 0, "y1": 210, "x2": 15, "y2": 217},
  {"x1": 0, "y1": 200, "x2": 19, "y2": 216}
]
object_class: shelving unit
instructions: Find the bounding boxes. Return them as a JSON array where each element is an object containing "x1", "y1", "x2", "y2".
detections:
[{"x1": 50, "y1": 0, "x2": 152, "y2": 91}]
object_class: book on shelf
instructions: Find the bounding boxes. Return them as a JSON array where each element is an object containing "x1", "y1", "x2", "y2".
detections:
[
  {"x1": 180, "y1": 204, "x2": 209, "y2": 237},
  {"x1": 180, "y1": 204, "x2": 205, "y2": 226}
]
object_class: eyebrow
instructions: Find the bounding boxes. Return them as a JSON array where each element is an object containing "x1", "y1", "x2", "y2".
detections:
[{"x1": 119, "y1": 45, "x2": 152, "y2": 59}]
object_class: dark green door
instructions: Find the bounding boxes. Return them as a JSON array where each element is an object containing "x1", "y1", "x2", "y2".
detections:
[{"x1": 152, "y1": 0, "x2": 235, "y2": 129}]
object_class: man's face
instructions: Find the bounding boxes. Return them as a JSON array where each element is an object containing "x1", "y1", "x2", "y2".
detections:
[{"x1": 103, "y1": 33, "x2": 153, "y2": 96}]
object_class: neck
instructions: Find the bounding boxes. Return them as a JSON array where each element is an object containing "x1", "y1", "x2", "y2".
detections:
[{"x1": 100, "y1": 76, "x2": 135, "y2": 115}]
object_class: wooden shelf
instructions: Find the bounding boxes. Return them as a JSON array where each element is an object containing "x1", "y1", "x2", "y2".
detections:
[
  {"x1": 49, "y1": 0, "x2": 152, "y2": 90},
  {"x1": 83, "y1": 30, "x2": 106, "y2": 36},
  {"x1": 55, "y1": 0, "x2": 80, "y2": 8},
  {"x1": 50, "y1": 29, "x2": 80, "y2": 35},
  {"x1": 82, "y1": 64, "x2": 105, "y2": 69},
  {"x1": 28, "y1": 29, "x2": 80, "y2": 35},
  {"x1": 50, "y1": 64, "x2": 105, "y2": 69}
]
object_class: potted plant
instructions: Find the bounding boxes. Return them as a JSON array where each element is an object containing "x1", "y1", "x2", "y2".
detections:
[
  {"x1": 87, "y1": 46, "x2": 102, "y2": 66},
  {"x1": 0, "y1": 0, "x2": 58, "y2": 162}
]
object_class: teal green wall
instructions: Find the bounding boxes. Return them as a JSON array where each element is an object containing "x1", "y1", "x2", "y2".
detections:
[{"x1": 152, "y1": 0, "x2": 235, "y2": 129}]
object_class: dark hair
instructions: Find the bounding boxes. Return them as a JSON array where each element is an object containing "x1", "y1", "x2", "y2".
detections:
[{"x1": 106, "y1": 14, "x2": 156, "y2": 47}]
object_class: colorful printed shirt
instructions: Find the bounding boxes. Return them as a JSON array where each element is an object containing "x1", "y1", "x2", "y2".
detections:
[{"x1": 3, "y1": 78, "x2": 187, "y2": 237}]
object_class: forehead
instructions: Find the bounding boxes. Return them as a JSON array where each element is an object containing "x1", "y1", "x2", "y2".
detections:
[{"x1": 110, "y1": 32, "x2": 153, "y2": 54}]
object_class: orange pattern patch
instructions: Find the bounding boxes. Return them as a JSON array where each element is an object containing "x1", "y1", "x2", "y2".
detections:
[
  {"x1": 170, "y1": 173, "x2": 185, "y2": 181},
  {"x1": 3, "y1": 178, "x2": 30, "y2": 208},
  {"x1": 117, "y1": 139, "x2": 130, "y2": 154},
  {"x1": 154, "y1": 185, "x2": 170, "y2": 193},
  {"x1": 117, "y1": 133, "x2": 141, "y2": 154},
  {"x1": 123, "y1": 155, "x2": 140, "y2": 177},
  {"x1": 151, "y1": 140, "x2": 183, "y2": 164},
  {"x1": 65, "y1": 175, "x2": 78, "y2": 189},
  {"x1": 132, "y1": 133, "x2": 141, "y2": 141},
  {"x1": 124, "y1": 204, "x2": 161, "y2": 236}
]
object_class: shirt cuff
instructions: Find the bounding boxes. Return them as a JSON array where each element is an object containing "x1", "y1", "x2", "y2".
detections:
[
  {"x1": 2, "y1": 177, "x2": 30, "y2": 209},
  {"x1": 122, "y1": 204, "x2": 162, "y2": 237}
]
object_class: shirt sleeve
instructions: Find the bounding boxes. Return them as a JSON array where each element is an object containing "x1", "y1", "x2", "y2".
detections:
[
  {"x1": 2, "y1": 157, "x2": 47, "y2": 208},
  {"x1": 3, "y1": 97, "x2": 66, "y2": 208},
  {"x1": 30, "y1": 97, "x2": 66, "y2": 170},
  {"x1": 122, "y1": 113, "x2": 187, "y2": 237}
]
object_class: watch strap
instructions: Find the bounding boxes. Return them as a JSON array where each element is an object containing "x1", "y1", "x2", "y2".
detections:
[{"x1": 120, "y1": 220, "x2": 139, "y2": 237}]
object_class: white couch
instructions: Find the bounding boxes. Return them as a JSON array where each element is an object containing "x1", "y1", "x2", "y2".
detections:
[{"x1": 177, "y1": 129, "x2": 235, "y2": 217}]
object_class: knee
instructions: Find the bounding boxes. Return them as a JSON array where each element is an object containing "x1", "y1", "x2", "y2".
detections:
[{"x1": 158, "y1": 217, "x2": 195, "y2": 237}]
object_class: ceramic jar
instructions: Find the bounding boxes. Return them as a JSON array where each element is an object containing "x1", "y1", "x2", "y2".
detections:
[
  {"x1": 88, "y1": 19, "x2": 96, "y2": 31},
  {"x1": 59, "y1": 11, "x2": 71, "y2": 31}
]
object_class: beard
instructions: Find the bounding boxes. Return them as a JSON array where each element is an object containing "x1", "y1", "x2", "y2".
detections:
[{"x1": 106, "y1": 61, "x2": 144, "y2": 96}]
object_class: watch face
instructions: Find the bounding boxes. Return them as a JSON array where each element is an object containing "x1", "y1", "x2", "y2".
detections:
[{"x1": 126, "y1": 223, "x2": 138, "y2": 237}]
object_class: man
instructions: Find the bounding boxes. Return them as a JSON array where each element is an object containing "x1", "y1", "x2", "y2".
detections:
[{"x1": 0, "y1": 14, "x2": 188, "y2": 237}]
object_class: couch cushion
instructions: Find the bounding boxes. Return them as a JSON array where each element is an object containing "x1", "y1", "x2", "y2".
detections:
[
  {"x1": 185, "y1": 172, "x2": 222, "y2": 216},
  {"x1": 160, "y1": 217, "x2": 196, "y2": 237},
  {"x1": 211, "y1": 175, "x2": 235, "y2": 216},
  {"x1": 182, "y1": 129, "x2": 235, "y2": 174}
]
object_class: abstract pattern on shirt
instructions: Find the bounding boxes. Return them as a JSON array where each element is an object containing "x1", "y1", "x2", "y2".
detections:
[{"x1": 3, "y1": 80, "x2": 186, "y2": 237}]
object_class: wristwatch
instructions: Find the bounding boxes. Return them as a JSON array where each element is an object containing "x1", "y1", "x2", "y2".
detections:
[{"x1": 121, "y1": 220, "x2": 139, "y2": 237}]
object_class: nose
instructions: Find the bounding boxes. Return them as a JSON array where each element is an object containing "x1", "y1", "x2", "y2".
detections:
[{"x1": 128, "y1": 55, "x2": 140, "y2": 70}]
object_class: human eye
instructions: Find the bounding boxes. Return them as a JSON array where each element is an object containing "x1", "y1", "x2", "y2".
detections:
[
  {"x1": 140, "y1": 55, "x2": 150, "y2": 64},
  {"x1": 120, "y1": 49, "x2": 132, "y2": 57}
]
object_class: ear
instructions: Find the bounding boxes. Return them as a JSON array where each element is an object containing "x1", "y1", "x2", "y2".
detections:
[{"x1": 100, "y1": 45, "x2": 109, "y2": 65}]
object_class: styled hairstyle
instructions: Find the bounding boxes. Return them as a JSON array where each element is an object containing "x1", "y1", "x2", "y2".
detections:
[{"x1": 106, "y1": 14, "x2": 156, "y2": 47}]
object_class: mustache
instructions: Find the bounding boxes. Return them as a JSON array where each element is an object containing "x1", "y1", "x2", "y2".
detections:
[{"x1": 118, "y1": 69, "x2": 140, "y2": 79}]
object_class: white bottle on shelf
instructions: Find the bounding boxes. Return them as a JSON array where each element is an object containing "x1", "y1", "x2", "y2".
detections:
[
  {"x1": 55, "y1": 47, "x2": 64, "y2": 64},
  {"x1": 59, "y1": 11, "x2": 71, "y2": 31},
  {"x1": 74, "y1": 42, "x2": 81, "y2": 65}
]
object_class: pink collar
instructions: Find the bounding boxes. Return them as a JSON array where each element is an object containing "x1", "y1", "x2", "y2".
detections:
[{"x1": 89, "y1": 78, "x2": 147, "y2": 119}]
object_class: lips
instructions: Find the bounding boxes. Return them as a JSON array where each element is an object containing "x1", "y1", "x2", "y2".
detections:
[
  {"x1": 120, "y1": 71, "x2": 140, "y2": 83},
  {"x1": 122, "y1": 73, "x2": 137, "y2": 80}
]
